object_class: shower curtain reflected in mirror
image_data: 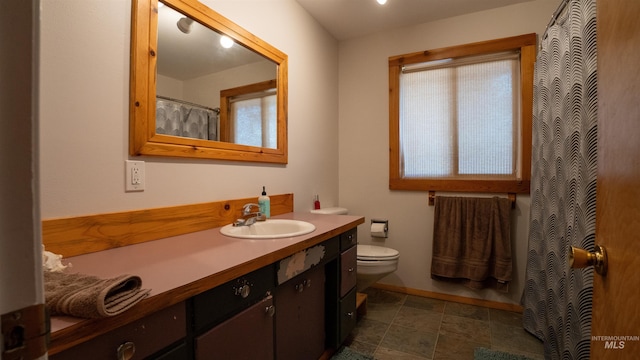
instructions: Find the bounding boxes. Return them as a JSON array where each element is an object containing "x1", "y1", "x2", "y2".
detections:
[
  {"x1": 156, "y1": 97, "x2": 219, "y2": 141},
  {"x1": 522, "y1": 0, "x2": 597, "y2": 359}
]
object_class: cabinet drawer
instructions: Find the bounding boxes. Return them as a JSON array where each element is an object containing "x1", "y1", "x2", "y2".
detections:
[
  {"x1": 340, "y1": 246, "x2": 357, "y2": 297},
  {"x1": 339, "y1": 288, "x2": 357, "y2": 344},
  {"x1": 323, "y1": 236, "x2": 340, "y2": 261},
  {"x1": 151, "y1": 342, "x2": 188, "y2": 360},
  {"x1": 340, "y1": 227, "x2": 357, "y2": 251},
  {"x1": 195, "y1": 296, "x2": 274, "y2": 360},
  {"x1": 191, "y1": 264, "x2": 275, "y2": 332},
  {"x1": 50, "y1": 302, "x2": 186, "y2": 360}
]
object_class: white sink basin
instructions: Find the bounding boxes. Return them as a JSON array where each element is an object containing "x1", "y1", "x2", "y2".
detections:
[{"x1": 220, "y1": 219, "x2": 316, "y2": 239}]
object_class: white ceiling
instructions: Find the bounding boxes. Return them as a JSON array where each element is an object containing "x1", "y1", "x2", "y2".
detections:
[
  {"x1": 295, "y1": 0, "x2": 534, "y2": 41},
  {"x1": 158, "y1": 4, "x2": 270, "y2": 80}
]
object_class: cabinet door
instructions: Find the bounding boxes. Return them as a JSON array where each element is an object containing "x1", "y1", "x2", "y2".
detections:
[
  {"x1": 195, "y1": 296, "x2": 274, "y2": 360},
  {"x1": 274, "y1": 265, "x2": 325, "y2": 360}
]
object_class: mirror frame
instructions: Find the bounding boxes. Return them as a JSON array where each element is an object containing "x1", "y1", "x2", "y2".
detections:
[{"x1": 130, "y1": 0, "x2": 288, "y2": 163}]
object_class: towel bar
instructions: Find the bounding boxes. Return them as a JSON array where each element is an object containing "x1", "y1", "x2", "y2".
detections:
[{"x1": 428, "y1": 191, "x2": 516, "y2": 209}]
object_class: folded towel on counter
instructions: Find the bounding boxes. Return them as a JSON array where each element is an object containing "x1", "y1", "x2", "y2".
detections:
[
  {"x1": 430, "y1": 196, "x2": 513, "y2": 292},
  {"x1": 44, "y1": 271, "x2": 151, "y2": 319}
]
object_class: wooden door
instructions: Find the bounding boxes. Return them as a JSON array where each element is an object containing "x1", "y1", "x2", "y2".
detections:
[{"x1": 591, "y1": 0, "x2": 640, "y2": 358}]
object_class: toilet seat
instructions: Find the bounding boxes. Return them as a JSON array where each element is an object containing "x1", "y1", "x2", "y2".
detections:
[{"x1": 357, "y1": 244, "x2": 399, "y2": 261}]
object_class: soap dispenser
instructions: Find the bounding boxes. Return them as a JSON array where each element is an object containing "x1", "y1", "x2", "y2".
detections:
[{"x1": 259, "y1": 186, "x2": 271, "y2": 218}]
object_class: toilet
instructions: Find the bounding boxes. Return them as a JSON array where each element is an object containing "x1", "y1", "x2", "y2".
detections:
[
  {"x1": 355, "y1": 244, "x2": 399, "y2": 291},
  {"x1": 310, "y1": 207, "x2": 400, "y2": 291}
]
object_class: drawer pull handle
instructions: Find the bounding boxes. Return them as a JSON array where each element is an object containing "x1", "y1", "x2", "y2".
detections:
[
  {"x1": 117, "y1": 341, "x2": 135, "y2": 360},
  {"x1": 346, "y1": 312, "x2": 354, "y2": 319},
  {"x1": 235, "y1": 284, "x2": 251, "y2": 298},
  {"x1": 295, "y1": 279, "x2": 311, "y2": 292},
  {"x1": 265, "y1": 305, "x2": 276, "y2": 317},
  {"x1": 348, "y1": 267, "x2": 355, "y2": 273}
]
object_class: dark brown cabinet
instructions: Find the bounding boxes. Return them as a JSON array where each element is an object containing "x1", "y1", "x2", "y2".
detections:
[
  {"x1": 337, "y1": 228, "x2": 358, "y2": 344},
  {"x1": 50, "y1": 228, "x2": 359, "y2": 360},
  {"x1": 325, "y1": 227, "x2": 358, "y2": 348},
  {"x1": 274, "y1": 264, "x2": 326, "y2": 360}
]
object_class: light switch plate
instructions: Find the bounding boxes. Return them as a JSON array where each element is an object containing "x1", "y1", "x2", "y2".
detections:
[{"x1": 125, "y1": 160, "x2": 145, "y2": 192}]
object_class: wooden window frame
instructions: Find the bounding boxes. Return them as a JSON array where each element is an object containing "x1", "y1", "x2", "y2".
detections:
[
  {"x1": 388, "y1": 33, "x2": 536, "y2": 194},
  {"x1": 219, "y1": 79, "x2": 277, "y2": 143}
]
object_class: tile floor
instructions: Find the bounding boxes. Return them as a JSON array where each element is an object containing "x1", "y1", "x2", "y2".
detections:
[{"x1": 344, "y1": 288, "x2": 545, "y2": 360}]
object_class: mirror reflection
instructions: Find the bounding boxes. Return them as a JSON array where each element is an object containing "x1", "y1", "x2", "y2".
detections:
[
  {"x1": 130, "y1": 0, "x2": 288, "y2": 163},
  {"x1": 156, "y1": 4, "x2": 278, "y2": 148}
]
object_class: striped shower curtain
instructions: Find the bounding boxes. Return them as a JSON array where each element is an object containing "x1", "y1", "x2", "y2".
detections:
[{"x1": 522, "y1": 0, "x2": 597, "y2": 359}]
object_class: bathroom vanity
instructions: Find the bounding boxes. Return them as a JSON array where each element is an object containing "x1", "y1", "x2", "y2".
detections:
[{"x1": 46, "y1": 211, "x2": 363, "y2": 360}]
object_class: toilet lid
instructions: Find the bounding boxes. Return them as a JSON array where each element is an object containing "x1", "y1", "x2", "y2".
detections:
[{"x1": 357, "y1": 244, "x2": 399, "y2": 260}]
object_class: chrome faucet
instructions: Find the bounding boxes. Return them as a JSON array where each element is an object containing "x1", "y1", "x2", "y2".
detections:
[{"x1": 233, "y1": 203, "x2": 266, "y2": 226}]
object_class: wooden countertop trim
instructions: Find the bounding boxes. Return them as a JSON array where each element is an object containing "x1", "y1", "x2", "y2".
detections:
[{"x1": 42, "y1": 194, "x2": 294, "y2": 257}]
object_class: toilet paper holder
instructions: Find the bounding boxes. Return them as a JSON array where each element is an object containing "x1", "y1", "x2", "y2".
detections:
[{"x1": 370, "y1": 219, "x2": 388, "y2": 238}]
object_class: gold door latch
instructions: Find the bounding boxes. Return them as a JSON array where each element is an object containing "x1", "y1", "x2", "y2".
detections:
[{"x1": 569, "y1": 245, "x2": 608, "y2": 276}]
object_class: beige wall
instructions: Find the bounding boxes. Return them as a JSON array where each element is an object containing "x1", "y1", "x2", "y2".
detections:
[
  {"x1": 38, "y1": 0, "x2": 340, "y2": 218},
  {"x1": 338, "y1": 0, "x2": 560, "y2": 304}
]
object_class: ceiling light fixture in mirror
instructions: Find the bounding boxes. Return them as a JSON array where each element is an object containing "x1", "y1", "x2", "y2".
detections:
[{"x1": 130, "y1": 0, "x2": 288, "y2": 163}]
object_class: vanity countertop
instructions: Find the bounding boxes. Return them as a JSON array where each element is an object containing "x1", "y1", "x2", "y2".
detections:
[{"x1": 48, "y1": 212, "x2": 364, "y2": 354}]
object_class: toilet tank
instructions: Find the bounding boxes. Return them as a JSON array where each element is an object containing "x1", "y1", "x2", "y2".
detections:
[{"x1": 309, "y1": 207, "x2": 348, "y2": 215}]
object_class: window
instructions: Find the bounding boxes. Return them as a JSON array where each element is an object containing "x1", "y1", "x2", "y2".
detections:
[
  {"x1": 219, "y1": 79, "x2": 277, "y2": 148},
  {"x1": 229, "y1": 94, "x2": 277, "y2": 148},
  {"x1": 389, "y1": 34, "x2": 536, "y2": 193}
]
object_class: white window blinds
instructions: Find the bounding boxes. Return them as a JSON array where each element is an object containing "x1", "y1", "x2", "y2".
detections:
[
  {"x1": 230, "y1": 94, "x2": 277, "y2": 148},
  {"x1": 399, "y1": 52, "x2": 521, "y2": 179}
]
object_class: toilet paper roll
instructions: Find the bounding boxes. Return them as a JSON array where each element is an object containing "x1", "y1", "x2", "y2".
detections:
[{"x1": 371, "y1": 223, "x2": 387, "y2": 238}]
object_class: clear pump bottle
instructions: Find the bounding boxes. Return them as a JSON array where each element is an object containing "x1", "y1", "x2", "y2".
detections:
[{"x1": 258, "y1": 186, "x2": 271, "y2": 218}]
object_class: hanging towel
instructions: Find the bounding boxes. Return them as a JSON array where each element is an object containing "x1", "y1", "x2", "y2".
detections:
[
  {"x1": 44, "y1": 271, "x2": 151, "y2": 319},
  {"x1": 430, "y1": 196, "x2": 512, "y2": 292}
]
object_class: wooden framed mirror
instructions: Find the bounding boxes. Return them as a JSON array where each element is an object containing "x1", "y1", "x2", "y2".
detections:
[{"x1": 130, "y1": 0, "x2": 288, "y2": 163}]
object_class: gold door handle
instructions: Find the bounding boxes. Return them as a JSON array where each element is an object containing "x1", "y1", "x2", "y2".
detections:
[{"x1": 569, "y1": 245, "x2": 608, "y2": 276}]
